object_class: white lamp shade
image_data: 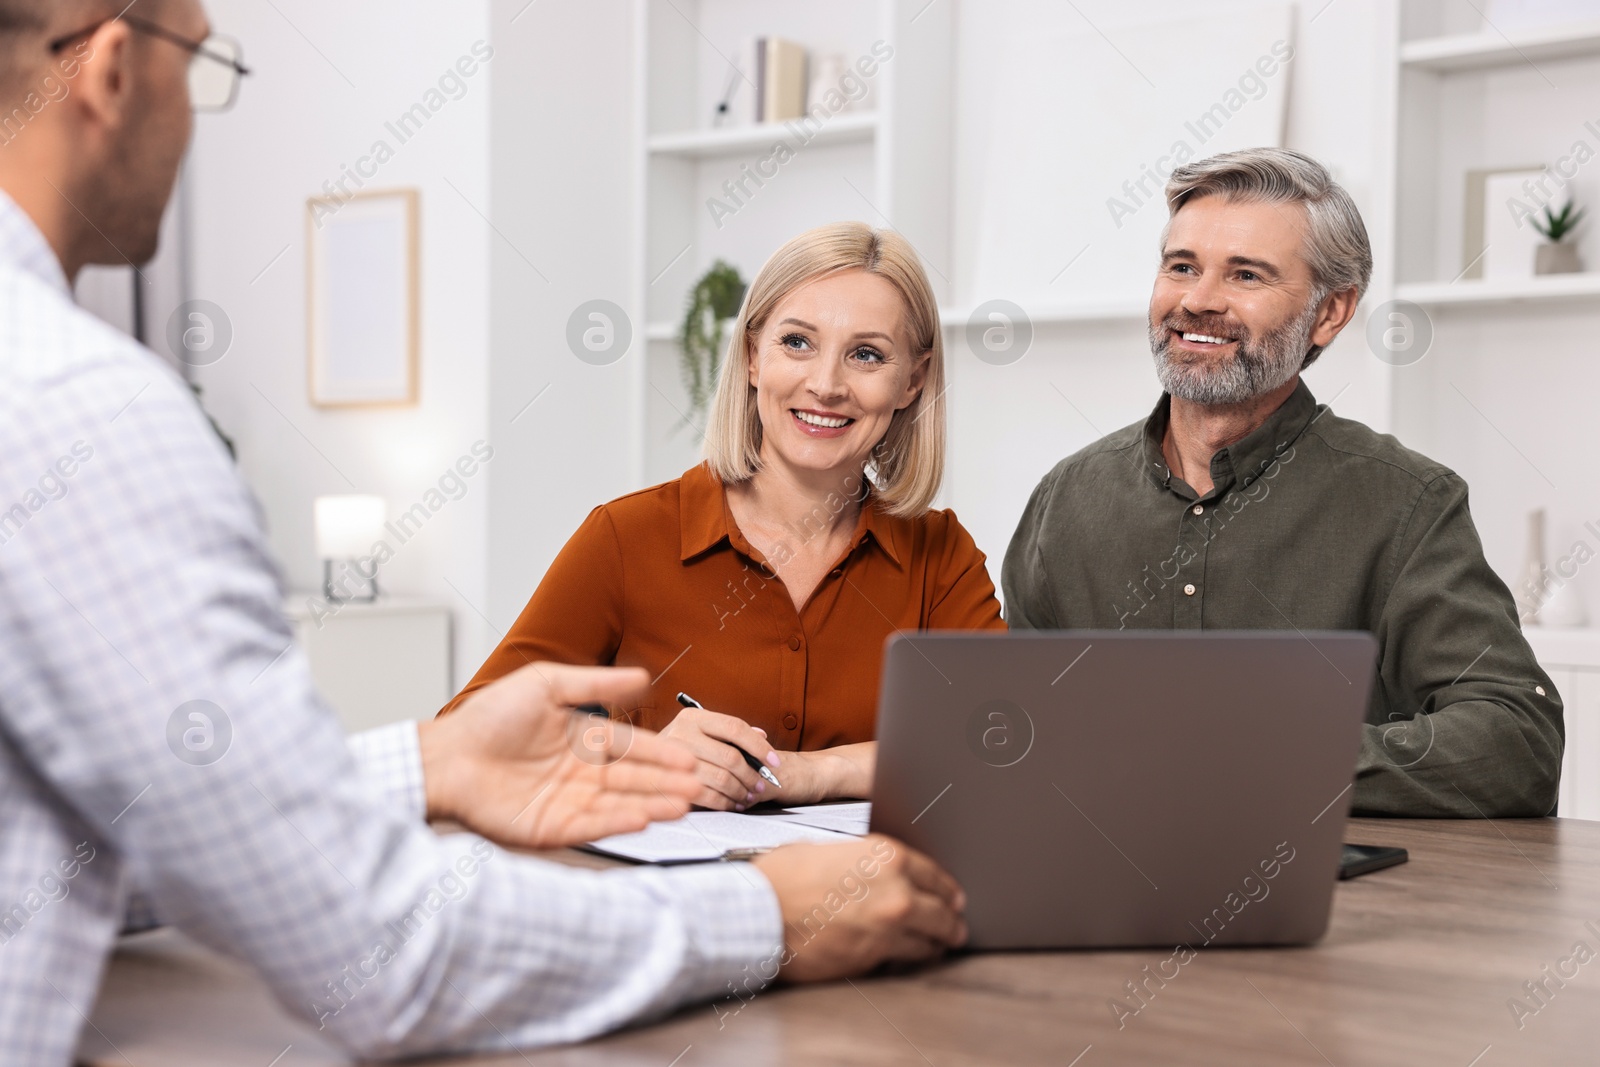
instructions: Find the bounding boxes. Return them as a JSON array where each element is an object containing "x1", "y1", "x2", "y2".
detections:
[{"x1": 315, "y1": 495, "x2": 387, "y2": 559}]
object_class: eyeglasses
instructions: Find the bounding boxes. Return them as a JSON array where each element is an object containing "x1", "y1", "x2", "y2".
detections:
[{"x1": 48, "y1": 15, "x2": 251, "y2": 113}]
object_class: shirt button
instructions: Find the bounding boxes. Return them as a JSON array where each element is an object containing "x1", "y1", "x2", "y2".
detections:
[
  {"x1": 1536, "y1": 685, "x2": 1547, "y2": 697},
  {"x1": 1191, "y1": 504, "x2": 1204, "y2": 515},
  {"x1": 782, "y1": 713, "x2": 798, "y2": 730},
  {"x1": 788, "y1": 635, "x2": 802, "y2": 651},
  {"x1": 1184, "y1": 583, "x2": 1197, "y2": 596}
]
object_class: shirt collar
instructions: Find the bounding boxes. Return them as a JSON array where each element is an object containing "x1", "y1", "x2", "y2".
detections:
[
  {"x1": 1140, "y1": 379, "x2": 1322, "y2": 498},
  {"x1": 678, "y1": 462, "x2": 903, "y2": 567},
  {"x1": 0, "y1": 188, "x2": 71, "y2": 296}
]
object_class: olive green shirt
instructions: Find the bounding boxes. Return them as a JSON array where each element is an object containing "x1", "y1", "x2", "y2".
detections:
[{"x1": 1002, "y1": 381, "x2": 1563, "y2": 818}]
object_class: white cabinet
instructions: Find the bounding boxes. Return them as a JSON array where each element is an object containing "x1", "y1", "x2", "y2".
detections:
[
  {"x1": 1559, "y1": 671, "x2": 1600, "y2": 821},
  {"x1": 1525, "y1": 628, "x2": 1600, "y2": 820},
  {"x1": 283, "y1": 597, "x2": 452, "y2": 735}
]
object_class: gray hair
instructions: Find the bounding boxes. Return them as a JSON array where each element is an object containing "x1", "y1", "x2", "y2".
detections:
[{"x1": 1163, "y1": 148, "x2": 1372, "y2": 369}]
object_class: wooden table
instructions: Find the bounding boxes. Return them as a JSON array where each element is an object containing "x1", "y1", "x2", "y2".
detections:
[{"x1": 79, "y1": 818, "x2": 1600, "y2": 1066}]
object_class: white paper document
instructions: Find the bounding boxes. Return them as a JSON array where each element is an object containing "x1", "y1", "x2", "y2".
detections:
[
  {"x1": 766, "y1": 801, "x2": 872, "y2": 836},
  {"x1": 584, "y1": 810, "x2": 855, "y2": 864},
  {"x1": 583, "y1": 803, "x2": 873, "y2": 864}
]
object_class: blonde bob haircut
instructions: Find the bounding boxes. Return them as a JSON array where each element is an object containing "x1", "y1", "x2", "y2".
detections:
[{"x1": 703, "y1": 222, "x2": 946, "y2": 518}]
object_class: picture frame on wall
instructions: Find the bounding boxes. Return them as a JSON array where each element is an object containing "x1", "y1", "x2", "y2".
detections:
[
  {"x1": 306, "y1": 188, "x2": 419, "y2": 408},
  {"x1": 1462, "y1": 166, "x2": 1547, "y2": 281}
]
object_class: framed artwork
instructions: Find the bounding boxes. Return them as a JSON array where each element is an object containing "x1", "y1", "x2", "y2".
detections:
[
  {"x1": 306, "y1": 189, "x2": 419, "y2": 407},
  {"x1": 1462, "y1": 166, "x2": 1546, "y2": 281}
]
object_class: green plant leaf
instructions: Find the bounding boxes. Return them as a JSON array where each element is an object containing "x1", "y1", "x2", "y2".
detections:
[
  {"x1": 1537, "y1": 199, "x2": 1585, "y2": 242},
  {"x1": 677, "y1": 259, "x2": 747, "y2": 426}
]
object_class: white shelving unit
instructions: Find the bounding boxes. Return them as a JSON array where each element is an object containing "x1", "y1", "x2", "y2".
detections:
[
  {"x1": 1391, "y1": 5, "x2": 1600, "y2": 294},
  {"x1": 646, "y1": 111, "x2": 879, "y2": 158},
  {"x1": 1397, "y1": 272, "x2": 1600, "y2": 306},
  {"x1": 937, "y1": 299, "x2": 1149, "y2": 331},
  {"x1": 1389, "y1": 3, "x2": 1600, "y2": 819},
  {"x1": 1398, "y1": 19, "x2": 1600, "y2": 71},
  {"x1": 630, "y1": 0, "x2": 953, "y2": 487}
]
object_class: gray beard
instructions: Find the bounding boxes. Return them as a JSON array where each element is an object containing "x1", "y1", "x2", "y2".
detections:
[{"x1": 1148, "y1": 302, "x2": 1317, "y2": 405}]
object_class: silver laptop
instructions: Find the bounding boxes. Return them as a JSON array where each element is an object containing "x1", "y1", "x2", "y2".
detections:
[{"x1": 870, "y1": 630, "x2": 1377, "y2": 950}]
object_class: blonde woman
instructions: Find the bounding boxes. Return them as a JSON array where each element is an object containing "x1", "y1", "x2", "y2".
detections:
[{"x1": 441, "y1": 222, "x2": 1005, "y2": 808}]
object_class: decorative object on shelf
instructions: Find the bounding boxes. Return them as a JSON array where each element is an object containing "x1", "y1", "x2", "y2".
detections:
[
  {"x1": 1515, "y1": 508, "x2": 1548, "y2": 625},
  {"x1": 762, "y1": 38, "x2": 807, "y2": 123},
  {"x1": 808, "y1": 53, "x2": 874, "y2": 115},
  {"x1": 678, "y1": 260, "x2": 746, "y2": 423},
  {"x1": 1465, "y1": 167, "x2": 1546, "y2": 281},
  {"x1": 712, "y1": 38, "x2": 808, "y2": 126},
  {"x1": 1463, "y1": 167, "x2": 1534, "y2": 280},
  {"x1": 712, "y1": 42, "x2": 755, "y2": 128},
  {"x1": 1541, "y1": 571, "x2": 1589, "y2": 628},
  {"x1": 1532, "y1": 199, "x2": 1586, "y2": 275},
  {"x1": 306, "y1": 188, "x2": 419, "y2": 407},
  {"x1": 315, "y1": 495, "x2": 387, "y2": 602},
  {"x1": 808, "y1": 53, "x2": 847, "y2": 113}
]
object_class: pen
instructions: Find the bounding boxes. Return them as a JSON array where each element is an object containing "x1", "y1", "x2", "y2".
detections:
[
  {"x1": 675, "y1": 692, "x2": 783, "y2": 788},
  {"x1": 721, "y1": 847, "x2": 773, "y2": 861}
]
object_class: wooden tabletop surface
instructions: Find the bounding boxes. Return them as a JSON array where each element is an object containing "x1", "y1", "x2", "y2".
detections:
[{"x1": 79, "y1": 817, "x2": 1600, "y2": 1066}]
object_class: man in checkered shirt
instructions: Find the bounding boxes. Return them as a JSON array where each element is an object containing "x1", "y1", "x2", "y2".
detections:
[{"x1": 0, "y1": 2, "x2": 969, "y2": 1063}]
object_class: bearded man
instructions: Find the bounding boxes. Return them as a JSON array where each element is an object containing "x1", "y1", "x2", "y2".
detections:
[{"x1": 1002, "y1": 148, "x2": 1561, "y2": 818}]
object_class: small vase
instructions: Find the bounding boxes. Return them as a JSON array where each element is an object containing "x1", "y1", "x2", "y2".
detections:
[
  {"x1": 1515, "y1": 509, "x2": 1547, "y2": 626},
  {"x1": 1542, "y1": 577, "x2": 1588, "y2": 628},
  {"x1": 1535, "y1": 243, "x2": 1582, "y2": 275}
]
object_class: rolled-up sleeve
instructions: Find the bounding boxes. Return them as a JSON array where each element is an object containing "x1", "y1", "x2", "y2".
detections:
[{"x1": 1357, "y1": 474, "x2": 1564, "y2": 816}]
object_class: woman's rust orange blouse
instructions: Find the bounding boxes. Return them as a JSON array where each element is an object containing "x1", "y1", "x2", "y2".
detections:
[{"x1": 440, "y1": 463, "x2": 1006, "y2": 748}]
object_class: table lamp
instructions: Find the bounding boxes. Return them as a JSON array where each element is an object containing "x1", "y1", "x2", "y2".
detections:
[{"x1": 315, "y1": 494, "x2": 386, "y2": 602}]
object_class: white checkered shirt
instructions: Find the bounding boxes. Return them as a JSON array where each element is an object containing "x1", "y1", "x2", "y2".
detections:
[{"x1": 0, "y1": 191, "x2": 781, "y2": 1065}]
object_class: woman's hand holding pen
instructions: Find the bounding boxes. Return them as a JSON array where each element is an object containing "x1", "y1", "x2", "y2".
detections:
[{"x1": 658, "y1": 703, "x2": 782, "y2": 810}]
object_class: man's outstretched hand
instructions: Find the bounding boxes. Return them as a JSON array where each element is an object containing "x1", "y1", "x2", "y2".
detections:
[{"x1": 417, "y1": 663, "x2": 701, "y2": 850}]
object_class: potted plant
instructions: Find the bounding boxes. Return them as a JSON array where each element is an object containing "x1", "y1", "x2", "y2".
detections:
[
  {"x1": 1532, "y1": 199, "x2": 1585, "y2": 275},
  {"x1": 678, "y1": 260, "x2": 746, "y2": 423}
]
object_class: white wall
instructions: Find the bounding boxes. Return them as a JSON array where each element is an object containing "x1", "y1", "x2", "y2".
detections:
[
  {"x1": 484, "y1": 0, "x2": 641, "y2": 630},
  {"x1": 186, "y1": 0, "x2": 494, "y2": 689}
]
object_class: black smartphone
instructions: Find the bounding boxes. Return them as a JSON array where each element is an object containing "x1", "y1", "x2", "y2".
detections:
[{"x1": 1339, "y1": 843, "x2": 1409, "y2": 879}]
